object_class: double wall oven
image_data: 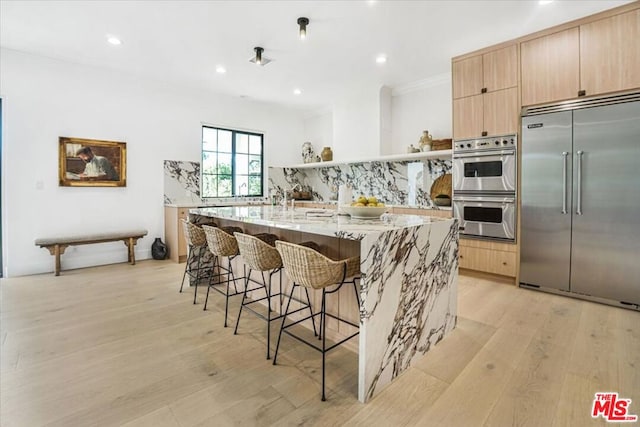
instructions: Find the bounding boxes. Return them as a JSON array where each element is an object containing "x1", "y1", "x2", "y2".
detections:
[{"x1": 452, "y1": 134, "x2": 517, "y2": 241}]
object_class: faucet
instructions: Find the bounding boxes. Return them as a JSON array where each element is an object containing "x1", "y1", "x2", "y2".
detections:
[{"x1": 283, "y1": 184, "x2": 302, "y2": 210}]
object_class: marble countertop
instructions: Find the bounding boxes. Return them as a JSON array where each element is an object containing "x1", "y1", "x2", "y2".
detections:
[
  {"x1": 165, "y1": 200, "x2": 268, "y2": 208},
  {"x1": 189, "y1": 206, "x2": 453, "y2": 241}
]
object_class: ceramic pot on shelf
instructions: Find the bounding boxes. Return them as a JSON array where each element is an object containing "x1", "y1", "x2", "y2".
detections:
[
  {"x1": 301, "y1": 142, "x2": 315, "y2": 163},
  {"x1": 321, "y1": 147, "x2": 333, "y2": 162}
]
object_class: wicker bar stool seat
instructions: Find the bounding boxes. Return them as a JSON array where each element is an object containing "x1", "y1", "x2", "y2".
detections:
[
  {"x1": 179, "y1": 220, "x2": 210, "y2": 304},
  {"x1": 273, "y1": 240, "x2": 361, "y2": 401},
  {"x1": 233, "y1": 233, "x2": 317, "y2": 359}
]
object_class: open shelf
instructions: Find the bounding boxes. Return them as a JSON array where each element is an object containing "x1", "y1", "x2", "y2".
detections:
[{"x1": 274, "y1": 149, "x2": 452, "y2": 169}]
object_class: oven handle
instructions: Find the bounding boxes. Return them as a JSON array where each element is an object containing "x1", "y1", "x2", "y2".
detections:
[
  {"x1": 453, "y1": 150, "x2": 515, "y2": 159},
  {"x1": 453, "y1": 197, "x2": 515, "y2": 204}
]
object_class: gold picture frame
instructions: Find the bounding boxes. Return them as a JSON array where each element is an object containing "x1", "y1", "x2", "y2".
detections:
[{"x1": 59, "y1": 137, "x2": 127, "y2": 187}]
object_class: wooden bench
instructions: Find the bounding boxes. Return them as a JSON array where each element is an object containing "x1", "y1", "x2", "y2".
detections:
[{"x1": 35, "y1": 230, "x2": 148, "y2": 276}]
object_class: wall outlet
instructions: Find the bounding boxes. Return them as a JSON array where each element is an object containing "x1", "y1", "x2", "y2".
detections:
[{"x1": 36, "y1": 180, "x2": 44, "y2": 190}]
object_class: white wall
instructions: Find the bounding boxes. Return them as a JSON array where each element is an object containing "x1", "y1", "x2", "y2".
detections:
[
  {"x1": 390, "y1": 73, "x2": 452, "y2": 154},
  {"x1": 0, "y1": 48, "x2": 304, "y2": 277},
  {"x1": 332, "y1": 85, "x2": 381, "y2": 162},
  {"x1": 302, "y1": 110, "x2": 333, "y2": 159}
]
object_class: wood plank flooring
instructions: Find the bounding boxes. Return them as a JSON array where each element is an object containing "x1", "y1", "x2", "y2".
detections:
[{"x1": 1, "y1": 261, "x2": 638, "y2": 426}]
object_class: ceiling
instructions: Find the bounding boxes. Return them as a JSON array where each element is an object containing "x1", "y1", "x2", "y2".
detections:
[{"x1": 0, "y1": 0, "x2": 632, "y2": 112}]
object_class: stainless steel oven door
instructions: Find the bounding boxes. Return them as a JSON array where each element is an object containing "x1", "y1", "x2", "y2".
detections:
[
  {"x1": 453, "y1": 195, "x2": 516, "y2": 241},
  {"x1": 452, "y1": 150, "x2": 516, "y2": 193}
]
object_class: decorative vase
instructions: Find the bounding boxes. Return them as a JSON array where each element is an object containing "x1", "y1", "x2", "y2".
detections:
[
  {"x1": 151, "y1": 237, "x2": 168, "y2": 260},
  {"x1": 320, "y1": 147, "x2": 333, "y2": 162},
  {"x1": 419, "y1": 130, "x2": 433, "y2": 152},
  {"x1": 301, "y1": 142, "x2": 315, "y2": 163}
]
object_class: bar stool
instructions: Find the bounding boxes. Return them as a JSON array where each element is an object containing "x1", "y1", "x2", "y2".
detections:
[
  {"x1": 179, "y1": 219, "x2": 208, "y2": 304},
  {"x1": 273, "y1": 240, "x2": 361, "y2": 401},
  {"x1": 201, "y1": 224, "x2": 247, "y2": 326},
  {"x1": 233, "y1": 233, "x2": 317, "y2": 360}
]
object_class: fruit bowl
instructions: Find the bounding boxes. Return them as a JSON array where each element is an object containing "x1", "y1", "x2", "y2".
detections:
[{"x1": 341, "y1": 205, "x2": 388, "y2": 219}]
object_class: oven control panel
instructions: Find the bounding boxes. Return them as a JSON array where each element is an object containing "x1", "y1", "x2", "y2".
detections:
[{"x1": 454, "y1": 134, "x2": 517, "y2": 153}]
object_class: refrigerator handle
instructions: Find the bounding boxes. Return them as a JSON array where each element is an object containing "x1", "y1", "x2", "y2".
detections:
[
  {"x1": 576, "y1": 150, "x2": 583, "y2": 215},
  {"x1": 562, "y1": 151, "x2": 569, "y2": 214}
]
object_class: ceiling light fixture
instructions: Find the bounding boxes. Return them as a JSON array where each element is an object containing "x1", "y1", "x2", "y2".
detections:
[
  {"x1": 293, "y1": 88, "x2": 302, "y2": 95},
  {"x1": 216, "y1": 66, "x2": 226, "y2": 74},
  {"x1": 106, "y1": 35, "x2": 122, "y2": 45},
  {"x1": 539, "y1": 0, "x2": 554, "y2": 4},
  {"x1": 376, "y1": 54, "x2": 387, "y2": 64},
  {"x1": 249, "y1": 46, "x2": 272, "y2": 66},
  {"x1": 297, "y1": 17, "x2": 309, "y2": 40}
]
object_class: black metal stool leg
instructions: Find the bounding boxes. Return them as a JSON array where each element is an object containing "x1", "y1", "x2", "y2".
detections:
[
  {"x1": 321, "y1": 288, "x2": 327, "y2": 402},
  {"x1": 234, "y1": 268, "x2": 251, "y2": 334},
  {"x1": 224, "y1": 257, "x2": 236, "y2": 327},
  {"x1": 318, "y1": 291, "x2": 325, "y2": 340},
  {"x1": 180, "y1": 245, "x2": 194, "y2": 293},
  {"x1": 273, "y1": 284, "x2": 296, "y2": 366},
  {"x1": 203, "y1": 254, "x2": 217, "y2": 311},
  {"x1": 193, "y1": 246, "x2": 203, "y2": 304},
  {"x1": 265, "y1": 271, "x2": 272, "y2": 359},
  {"x1": 303, "y1": 287, "x2": 318, "y2": 337}
]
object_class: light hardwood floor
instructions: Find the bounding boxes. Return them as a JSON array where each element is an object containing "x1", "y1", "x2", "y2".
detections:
[{"x1": 1, "y1": 261, "x2": 638, "y2": 426}]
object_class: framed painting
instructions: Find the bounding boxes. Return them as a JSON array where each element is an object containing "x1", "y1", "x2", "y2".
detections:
[{"x1": 59, "y1": 137, "x2": 127, "y2": 187}]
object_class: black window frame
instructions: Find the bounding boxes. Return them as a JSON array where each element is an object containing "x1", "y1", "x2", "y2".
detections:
[{"x1": 201, "y1": 125, "x2": 264, "y2": 198}]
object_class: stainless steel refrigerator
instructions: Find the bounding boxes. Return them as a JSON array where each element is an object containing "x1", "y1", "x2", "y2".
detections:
[{"x1": 520, "y1": 94, "x2": 640, "y2": 310}]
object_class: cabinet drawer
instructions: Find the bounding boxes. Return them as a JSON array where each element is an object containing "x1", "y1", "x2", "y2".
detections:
[{"x1": 459, "y1": 246, "x2": 516, "y2": 277}]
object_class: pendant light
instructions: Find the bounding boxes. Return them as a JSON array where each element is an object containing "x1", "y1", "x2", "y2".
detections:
[
  {"x1": 250, "y1": 46, "x2": 271, "y2": 66},
  {"x1": 297, "y1": 17, "x2": 309, "y2": 40}
]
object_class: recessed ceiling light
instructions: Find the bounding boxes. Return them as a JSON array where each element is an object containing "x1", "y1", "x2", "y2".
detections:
[
  {"x1": 539, "y1": 0, "x2": 554, "y2": 4},
  {"x1": 106, "y1": 35, "x2": 122, "y2": 45},
  {"x1": 216, "y1": 66, "x2": 226, "y2": 74},
  {"x1": 367, "y1": 0, "x2": 376, "y2": 5},
  {"x1": 376, "y1": 54, "x2": 387, "y2": 64},
  {"x1": 293, "y1": 88, "x2": 302, "y2": 95}
]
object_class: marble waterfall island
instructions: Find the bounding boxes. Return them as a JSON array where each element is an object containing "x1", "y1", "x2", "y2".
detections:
[{"x1": 190, "y1": 206, "x2": 459, "y2": 402}]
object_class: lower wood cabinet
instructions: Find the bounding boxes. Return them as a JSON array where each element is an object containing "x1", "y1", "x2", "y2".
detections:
[
  {"x1": 459, "y1": 238, "x2": 517, "y2": 277},
  {"x1": 164, "y1": 206, "x2": 189, "y2": 263}
]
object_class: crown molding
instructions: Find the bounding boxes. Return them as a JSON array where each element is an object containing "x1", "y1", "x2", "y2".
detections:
[{"x1": 391, "y1": 72, "x2": 451, "y2": 96}]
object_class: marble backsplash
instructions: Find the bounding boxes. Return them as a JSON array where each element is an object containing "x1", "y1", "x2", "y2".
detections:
[
  {"x1": 164, "y1": 160, "x2": 201, "y2": 205},
  {"x1": 268, "y1": 159, "x2": 452, "y2": 207}
]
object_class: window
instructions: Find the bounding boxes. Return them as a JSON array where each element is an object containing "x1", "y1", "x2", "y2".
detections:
[{"x1": 201, "y1": 126, "x2": 264, "y2": 198}]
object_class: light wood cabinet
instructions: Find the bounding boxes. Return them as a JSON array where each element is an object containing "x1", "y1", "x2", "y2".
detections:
[
  {"x1": 458, "y1": 238, "x2": 517, "y2": 277},
  {"x1": 453, "y1": 88, "x2": 517, "y2": 139},
  {"x1": 452, "y1": 55, "x2": 483, "y2": 99},
  {"x1": 453, "y1": 94, "x2": 483, "y2": 139},
  {"x1": 521, "y1": 10, "x2": 640, "y2": 106},
  {"x1": 164, "y1": 206, "x2": 189, "y2": 263},
  {"x1": 483, "y1": 45, "x2": 519, "y2": 93},
  {"x1": 580, "y1": 9, "x2": 640, "y2": 96},
  {"x1": 483, "y1": 87, "x2": 519, "y2": 137},
  {"x1": 521, "y1": 27, "x2": 580, "y2": 106},
  {"x1": 453, "y1": 45, "x2": 518, "y2": 99}
]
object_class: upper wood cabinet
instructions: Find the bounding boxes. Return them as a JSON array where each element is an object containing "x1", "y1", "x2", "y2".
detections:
[
  {"x1": 484, "y1": 88, "x2": 519, "y2": 137},
  {"x1": 453, "y1": 94, "x2": 483, "y2": 139},
  {"x1": 452, "y1": 88, "x2": 518, "y2": 139},
  {"x1": 521, "y1": 27, "x2": 580, "y2": 107},
  {"x1": 453, "y1": 45, "x2": 518, "y2": 99},
  {"x1": 580, "y1": 9, "x2": 640, "y2": 96},
  {"x1": 521, "y1": 9, "x2": 640, "y2": 106},
  {"x1": 452, "y1": 56, "x2": 483, "y2": 99}
]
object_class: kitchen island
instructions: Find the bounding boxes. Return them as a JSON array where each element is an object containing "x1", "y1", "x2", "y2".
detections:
[{"x1": 190, "y1": 206, "x2": 459, "y2": 402}]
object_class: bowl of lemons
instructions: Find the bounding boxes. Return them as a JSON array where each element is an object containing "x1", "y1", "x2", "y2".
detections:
[{"x1": 342, "y1": 196, "x2": 388, "y2": 219}]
